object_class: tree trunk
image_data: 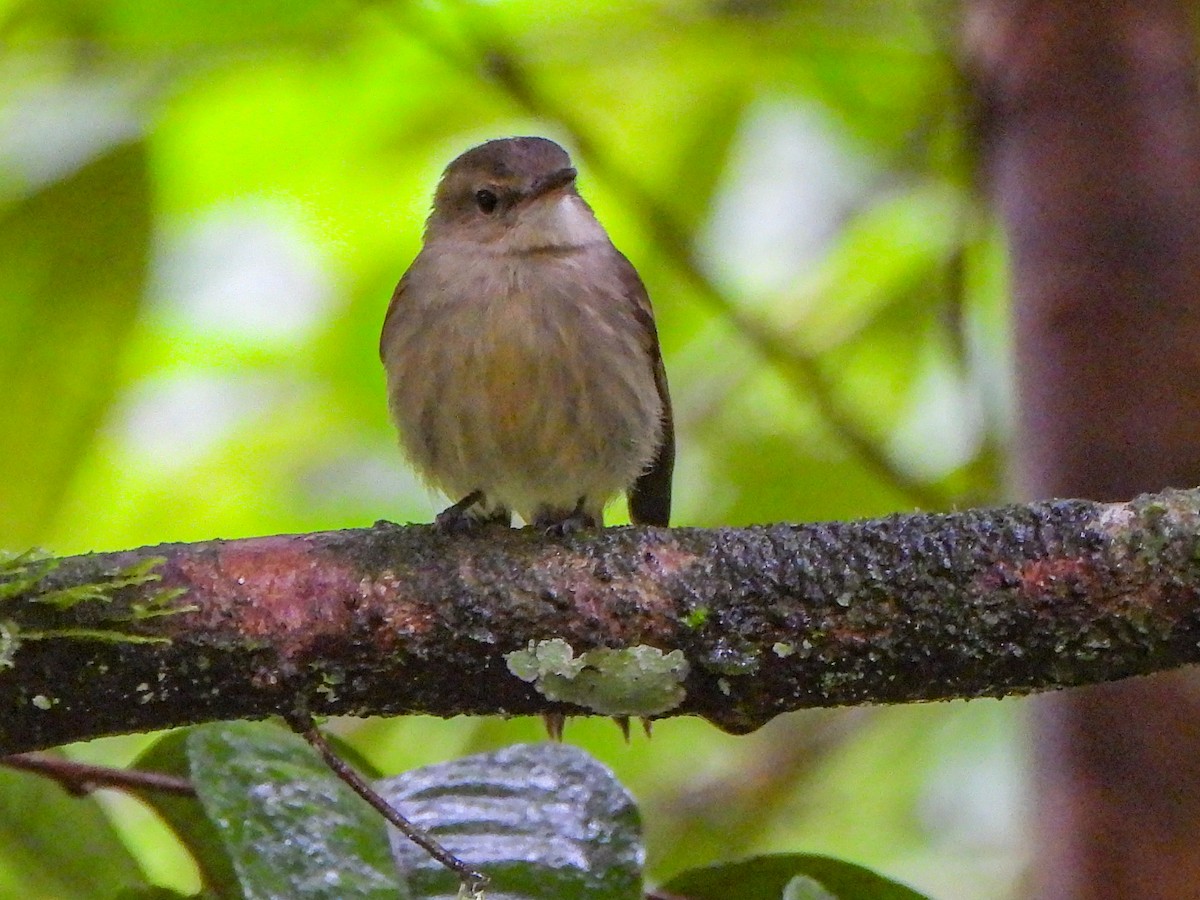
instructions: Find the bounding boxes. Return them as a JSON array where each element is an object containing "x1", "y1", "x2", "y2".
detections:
[{"x1": 969, "y1": 1, "x2": 1200, "y2": 896}]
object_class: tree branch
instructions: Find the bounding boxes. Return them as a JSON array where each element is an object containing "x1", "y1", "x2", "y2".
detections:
[
  {"x1": 3, "y1": 487, "x2": 1200, "y2": 754},
  {"x1": 0, "y1": 752, "x2": 194, "y2": 797}
]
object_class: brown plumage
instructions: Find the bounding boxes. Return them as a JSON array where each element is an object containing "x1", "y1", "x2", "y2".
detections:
[{"x1": 380, "y1": 136, "x2": 673, "y2": 534}]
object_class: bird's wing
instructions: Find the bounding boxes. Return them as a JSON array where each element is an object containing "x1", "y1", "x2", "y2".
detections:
[
  {"x1": 616, "y1": 251, "x2": 675, "y2": 527},
  {"x1": 379, "y1": 270, "x2": 409, "y2": 362}
]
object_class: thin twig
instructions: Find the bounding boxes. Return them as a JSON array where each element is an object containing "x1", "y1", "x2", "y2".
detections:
[
  {"x1": 288, "y1": 714, "x2": 488, "y2": 895},
  {"x1": 1, "y1": 752, "x2": 194, "y2": 796}
]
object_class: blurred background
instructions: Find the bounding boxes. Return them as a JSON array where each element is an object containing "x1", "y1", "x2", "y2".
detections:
[{"x1": 0, "y1": 1, "x2": 1027, "y2": 897}]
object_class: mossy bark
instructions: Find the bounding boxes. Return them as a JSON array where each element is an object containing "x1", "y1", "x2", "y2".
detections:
[{"x1": 3, "y1": 488, "x2": 1200, "y2": 752}]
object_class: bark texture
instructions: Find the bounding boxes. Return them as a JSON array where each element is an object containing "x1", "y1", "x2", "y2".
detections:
[
  {"x1": 969, "y1": 1, "x2": 1200, "y2": 896},
  {"x1": 2, "y1": 488, "x2": 1200, "y2": 755}
]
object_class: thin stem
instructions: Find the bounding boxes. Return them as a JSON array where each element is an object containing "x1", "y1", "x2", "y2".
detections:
[
  {"x1": 1, "y1": 752, "x2": 194, "y2": 797},
  {"x1": 290, "y1": 716, "x2": 488, "y2": 894}
]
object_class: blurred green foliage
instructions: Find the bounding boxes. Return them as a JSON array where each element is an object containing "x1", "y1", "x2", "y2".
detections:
[{"x1": 0, "y1": 1, "x2": 1024, "y2": 898}]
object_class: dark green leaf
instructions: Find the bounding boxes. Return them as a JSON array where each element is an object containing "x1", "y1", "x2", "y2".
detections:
[
  {"x1": 660, "y1": 854, "x2": 931, "y2": 900},
  {"x1": 133, "y1": 729, "x2": 243, "y2": 898},
  {"x1": 380, "y1": 742, "x2": 643, "y2": 900},
  {"x1": 186, "y1": 722, "x2": 406, "y2": 900},
  {"x1": 114, "y1": 887, "x2": 215, "y2": 900}
]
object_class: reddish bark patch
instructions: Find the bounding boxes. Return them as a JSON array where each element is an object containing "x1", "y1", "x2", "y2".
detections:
[
  {"x1": 641, "y1": 540, "x2": 700, "y2": 577},
  {"x1": 172, "y1": 536, "x2": 364, "y2": 660},
  {"x1": 1014, "y1": 557, "x2": 1098, "y2": 596}
]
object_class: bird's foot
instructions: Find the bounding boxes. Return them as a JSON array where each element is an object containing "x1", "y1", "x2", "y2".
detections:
[
  {"x1": 435, "y1": 491, "x2": 511, "y2": 534},
  {"x1": 532, "y1": 498, "x2": 600, "y2": 536}
]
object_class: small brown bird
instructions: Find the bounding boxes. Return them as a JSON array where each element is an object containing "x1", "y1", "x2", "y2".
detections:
[{"x1": 380, "y1": 137, "x2": 673, "y2": 533}]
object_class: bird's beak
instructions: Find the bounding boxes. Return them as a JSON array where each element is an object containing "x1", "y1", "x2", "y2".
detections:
[{"x1": 528, "y1": 166, "x2": 577, "y2": 201}]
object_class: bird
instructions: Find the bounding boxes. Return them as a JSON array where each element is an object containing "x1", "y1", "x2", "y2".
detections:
[{"x1": 380, "y1": 136, "x2": 674, "y2": 534}]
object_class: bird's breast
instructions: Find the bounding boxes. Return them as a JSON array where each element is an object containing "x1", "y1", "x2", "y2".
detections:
[{"x1": 385, "y1": 247, "x2": 661, "y2": 516}]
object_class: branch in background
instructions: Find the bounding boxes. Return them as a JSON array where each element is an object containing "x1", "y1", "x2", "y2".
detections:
[
  {"x1": 0, "y1": 752, "x2": 194, "y2": 797},
  {"x1": 2, "y1": 487, "x2": 1200, "y2": 754}
]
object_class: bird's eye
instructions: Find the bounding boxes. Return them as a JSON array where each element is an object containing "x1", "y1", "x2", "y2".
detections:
[{"x1": 474, "y1": 189, "x2": 498, "y2": 214}]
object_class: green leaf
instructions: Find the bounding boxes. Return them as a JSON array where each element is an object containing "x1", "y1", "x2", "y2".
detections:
[
  {"x1": 379, "y1": 742, "x2": 643, "y2": 900},
  {"x1": 114, "y1": 888, "x2": 215, "y2": 900},
  {"x1": 0, "y1": 753, "x2": 149, "y2": 898},
  {"x1": 665, "y1": 85, "x2": 747, "y2": 233},
  {"x1": 659, "y1": 854, "x2": 931, "y2": 900},
  {"x1": 0, "y1": 140, "x2": 151, "y2": 548},
  {"x1": 133, "y1": 729, "x2": 243, "y2": 898},
  {"x1": 186, "y1": 722, "x2": 407, "y2": 900}
]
